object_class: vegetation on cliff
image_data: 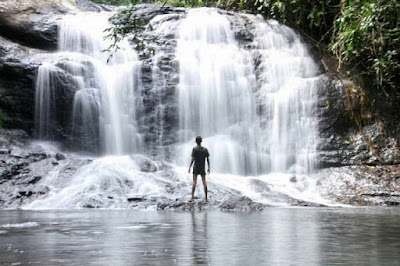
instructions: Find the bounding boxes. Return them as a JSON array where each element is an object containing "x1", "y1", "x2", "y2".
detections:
[{"x1": 94, "y1": 0, "x2": 399, "y2": 94}]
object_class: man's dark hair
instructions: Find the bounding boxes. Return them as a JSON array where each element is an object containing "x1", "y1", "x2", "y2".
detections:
[{"x1": 195, "y1": 136, "x2": 202, "y2": 144}]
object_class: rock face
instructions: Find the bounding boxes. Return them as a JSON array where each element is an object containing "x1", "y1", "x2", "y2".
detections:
[
  {"x1": 219, "y1": 196, "x2": 265, "y2": 211},
  {"x1": 0, "y1": 0, "x2": 110, "y2": 49},
  {"x1": 0, "y1": 1, "x2": 399, "y2": 208},
  {"x1": 0, "y1": 129, "x2": 80, "y2": 208},
  {"x1": 317, "y1": 74, "x2": 400, "y2": 167},
  {"x1": 0, "y1": 0, "x2": 111, "y2": 136},
  {"x1": 318, "y1": 165, "x2": 400, "y2": 206},
  {"x1": 0, "y1": 37, "x2": 42, "y2": 134},
  {"x1": 0, "y1": 0, "x2": 79, "y2": 49},
  {"x1": 132, "y1": 5, "x2": 186, "y2": 158}
]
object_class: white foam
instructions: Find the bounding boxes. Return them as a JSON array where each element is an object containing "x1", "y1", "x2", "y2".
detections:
[{"x1": 0, "y1": 222, "x2": 40, "y2": 228}]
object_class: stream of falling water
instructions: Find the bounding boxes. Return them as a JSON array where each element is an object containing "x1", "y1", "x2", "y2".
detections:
[
  {"x1": 29, "y1": 8, "x2": 329, "y2": 209},
  {"x1": 35, "y1": 12, "x2": 143, "y2": 155},
  {"x1": 176, "y1": 9, "x2": 320, "y2": 175}
]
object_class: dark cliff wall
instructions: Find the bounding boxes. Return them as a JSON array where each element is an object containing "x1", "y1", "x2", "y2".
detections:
[
  {"x1": 316, "y1": 62, "x2": 400, "y2": 168},
  {"x1": 0, "y1": 39, "x2": 39, "y2": 134}
]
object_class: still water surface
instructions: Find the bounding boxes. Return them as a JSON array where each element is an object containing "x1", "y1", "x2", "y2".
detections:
[{"x1": 0, "y1": 208, "x2": 399, "y2": 265}]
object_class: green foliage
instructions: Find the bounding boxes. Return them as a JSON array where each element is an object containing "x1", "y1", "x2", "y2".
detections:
[
  {"x1": 105, "y1": 0, "x2": 399, "y2": 94},
  {"x1": 213, "y1": 0, "x2": 338, "y2": 40},
  {"x1": 331, "y1": 0, "x2": 400, "y2": 93},
  {"x1": 156, "y1": 0, "x2": 185, "y2": 7},
  {"x1": 103, "y1": 3, "x2": 145, "y2": 62},
  {"x1": 102, "y1": 0, "x2": 167, "y2": 62}
]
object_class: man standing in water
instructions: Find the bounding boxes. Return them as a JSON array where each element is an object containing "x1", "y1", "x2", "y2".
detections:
[{"x1": 188, "y1": 136, "x2": 210, "y2": 202}]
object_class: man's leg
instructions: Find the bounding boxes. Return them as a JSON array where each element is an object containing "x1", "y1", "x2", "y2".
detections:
[
  {"x1": 189, "y1": 174, "x2": 198, "y2": 202},
  {"x1": 201, "y1": 174, "x2": 208, "y2": 202}
]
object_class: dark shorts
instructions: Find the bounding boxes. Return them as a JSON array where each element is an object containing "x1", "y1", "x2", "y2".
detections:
[{"x1": 193, "y1": 167, "x2": 206, "y2": 176}]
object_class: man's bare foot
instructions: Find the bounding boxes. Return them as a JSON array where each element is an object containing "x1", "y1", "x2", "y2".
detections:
[{"x1": 188, "y1": 198, "x2": 194, "y2": 202}]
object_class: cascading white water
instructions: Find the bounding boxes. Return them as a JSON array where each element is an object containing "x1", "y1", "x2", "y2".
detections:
[
  {"x1": 176, "y1": 8, "x2": 263, "y2": 175},
  {"x1": 27, "y1": 8, "x2": 332, "y2": 209},
  {"x1": 176, "y1": 9, "x2": 320, "y2": 175},
  {"x1": 35, "y1": 63, "x2": 60, "y2": 139},
  {"x1": 248, "y1": 15, "x2": 320, "y2": 173},
  {"x1": 35, "y1": 12, "x2": 143, "y2": 154}
]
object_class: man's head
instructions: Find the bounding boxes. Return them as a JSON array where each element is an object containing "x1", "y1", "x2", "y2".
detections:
[{"x1": 195, "y1": 136, "x2": 202, "y2": 145}]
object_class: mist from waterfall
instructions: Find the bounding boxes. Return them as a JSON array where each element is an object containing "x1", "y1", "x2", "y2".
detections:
[
  {"x1": 35, "y1": 12, "x2": 143, "y2": 154},
  {"x1": 176, "y1": 9, "x2": 320, "y2": 175}
]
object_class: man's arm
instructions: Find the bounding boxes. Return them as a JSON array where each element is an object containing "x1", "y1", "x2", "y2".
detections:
[
  {"x1": 188, "y1": 157, "x2": 194, "y2": 174},
  {"x1": 207, "y1": 157, "x2": 210, "y2": 174}
]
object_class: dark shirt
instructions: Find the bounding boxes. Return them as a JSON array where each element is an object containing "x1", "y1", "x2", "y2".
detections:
[{"x1": 191, "y1": 146, "x2": 210, "y2": 172}]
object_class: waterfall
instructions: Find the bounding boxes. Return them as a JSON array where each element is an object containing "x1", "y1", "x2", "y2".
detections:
[
  {"x1": 176, "y1": 9, "x2": 320, "y2": 175},
  {"x1": 249, "y1": 16, "x2": 320, "y2": 173},
  {"x1": 28, "y1": 8, "x2": 329, "y2": 209},
  {"x1": 35, "y1": 9, "x2": 320, "y2": 170},
  {"x1": 35, "y1": 12, "x2": 143, "y2": 154},
  {"x1": 35, "y1": 63, "x2": 60, "y2": 140}
]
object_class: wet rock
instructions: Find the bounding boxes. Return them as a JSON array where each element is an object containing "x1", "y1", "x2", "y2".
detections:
[
  {"x1": 55, "y1": 153, "x2": 66, "y2": 160},
  {"x1": 317, "y1": 74, "x2": 400, "y2": 168},
  {"x1": 317, "y1": 165, "x2": 400, "y2": 206},
  {"x1": 28, "y1": 175, "x2": 41, "y2": 184},
  {"x1": 0, "y1": 0, "x2": 78, "y2": 49},
  {"x1": 219, "y1": 196, "x2": 266, "y2": 211},
  {"x1": 136, "y1": 10, "x2": 185, "y2": 155},
  {"x1": 81, "y1": 196, "x2": 104, "y2": 208},
  {"x1": 10, "y1": 147, "x2": 29, "y2": 158},
  {"x1": 139, "y1": 160, "x2": 158, "y2": 173},
  {"x1": 249, "y1": 179, "x2": 271, "y2": 193},
  {"x1": 17, "y1": 191, "x2": 33, "y2": 198},
  {"x1": 75, "y1": 0, "x2": 113, "y2": 12},
  {"x1": 14, "y1": 175, "x2": 41, "y2": 185},
  {"x1": 0, "y1": 1, "x2": 106, "y2": 136},
  {"x1": 127, "y1": 197, "x2": 144, "y2": 202},
  {"x1": 157, "y1": 199, "x2": 211, "y2": 211},
  {"x1": 290, "y1": 200, "x2": 327, "y2": 207},
  {"x1": 2, "y1": 129, "x2": 29, "y2": 139},
  {"x1": 28, "y1": 152, "x2": 48, "y2": 162},
  {"x1": 0, "y1": 38, "x2": 43, "y2": 133},
  {"x1": 226, "y1": 11, "x2": 254, "y2": 45},
  {"x1": 0, "y1": 149, "x2": 9, "y2": 155},
  {"x1": 117, "y1": 4, "x2": 186, "y2": 27},
  {"x1": 0, "y1": 0, "x2": 106, "y2": 50}
]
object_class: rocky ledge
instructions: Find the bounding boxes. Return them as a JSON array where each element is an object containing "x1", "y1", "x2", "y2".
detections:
[
  {"x1": 0, "y1": 129, "x2": 81, "y2": 208},
  {"x1": 318, "y1": 165, "x2": 400, "y2": 206}
]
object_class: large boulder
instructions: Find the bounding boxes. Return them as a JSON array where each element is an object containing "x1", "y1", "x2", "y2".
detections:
[
  {"x1": 0, "y1": 0, "x2": 79, "y2": 49},
  {"x1": 0, "y1": 0, "x2": 107, "y2": 137},
  {"x1": 0, "y1": 37, "x2": 43, "y2": 133},
  {"x1": 0, "y1": 0, "x2": 110, "y2": 50},
  {"x1": 0, "y1": 37, "x2": 80, "y2": 137}
]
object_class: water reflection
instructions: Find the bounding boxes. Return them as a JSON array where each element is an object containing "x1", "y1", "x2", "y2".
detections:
[
  {"x1": 191, "y1": 211, "x2": 209, "y2": 265},
  {"x1": 0, "y1": 209, "x2": 399, "y2": 265}
]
